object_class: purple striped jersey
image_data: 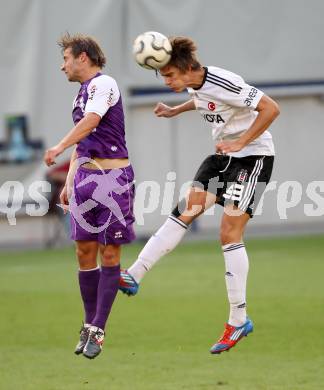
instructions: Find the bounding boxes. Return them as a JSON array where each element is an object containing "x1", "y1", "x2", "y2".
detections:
[{"x1": 72, "y1": 72, "x2": 129, "y2": 159}]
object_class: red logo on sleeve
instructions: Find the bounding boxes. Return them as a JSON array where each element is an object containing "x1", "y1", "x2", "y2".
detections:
[{"x1": 208, "y1": 102, "x2": 216, "y2": 111}]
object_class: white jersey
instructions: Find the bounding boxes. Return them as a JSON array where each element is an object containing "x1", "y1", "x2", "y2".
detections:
[
  {"x1": 85, "y1": 75, "x2": 121, "y2": 117},
  {"x1": 187, "y1": 66, "x2": 275, "y2": 157}
]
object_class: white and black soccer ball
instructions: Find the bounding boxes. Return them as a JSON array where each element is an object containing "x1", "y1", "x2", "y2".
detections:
[{"x1": 133, "y1": 31, "x2": 172, "y2": 70}]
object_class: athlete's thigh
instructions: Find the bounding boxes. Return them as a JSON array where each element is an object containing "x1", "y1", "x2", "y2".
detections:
[
  {"x1": 220, "y1": 156, "x2": 274, "y2": 217},
  {"x1": 220, "y1": 206, "x2": 250, "y2": 244},
  {"x1": 192, "y1": 154, "x2": 228, "y2": 196},
  {"x1": 174, "y1": 154, "x2": 225, "y2": 224},
  {"x1": 190, "y1": 153, "x2": 232, "y2": 205},
  {"x1": 187, "y1": 186, "x2": 217, "y2": 212},
  {"x1": 175, "y1": 187, "x2": 216, "y2": 225},
  {"x1": 221, "y1": 205, "x2": 250, "y2": 230},
  {"x1": 97, "y1": 165, "x2": 136, "y2": 246},
  {"x1": 70, "y1": 167, "x2": 99, "y2": 242}
]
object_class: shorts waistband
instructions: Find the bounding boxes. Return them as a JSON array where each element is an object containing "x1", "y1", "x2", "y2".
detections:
[
  {"x1": 77, "y1": 164, "x2": 132, "y2": 174},
  {"x1": 214, "y1": 153, "x2": 274, "y2": 159}
]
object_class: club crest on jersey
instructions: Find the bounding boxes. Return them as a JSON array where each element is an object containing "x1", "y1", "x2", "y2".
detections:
[
  {"x1": 208, "y1": 102, "x2": 216, "y2": 111},
  {"x1": 237, "y1": 169, "x2": 248, "y2": 183}
]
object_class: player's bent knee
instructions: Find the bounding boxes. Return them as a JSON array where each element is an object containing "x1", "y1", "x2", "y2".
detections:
[
  {"x1": 75, "y1": 242, "x2": 98, "y2": 269},
  {"x1": 172, "y1": 194, "x2": 206, "y2": 222},
  {"x1": 172, "y1": 199, "x2": 186, "y2": 218},
  {"x1": 100, "y1": 244, "x2": 121, "y2": 267},
  {"x1": 76, "y1": 247, "x2": 93, "y2": 260}
]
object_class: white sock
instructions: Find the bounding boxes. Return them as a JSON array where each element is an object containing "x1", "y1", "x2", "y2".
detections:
[
  {"x1": 128, "y1": 216, "x2": 188, "y2": 283},
  {"x1": 222, "y1": 242, "x2": 249, "y2": 327}
]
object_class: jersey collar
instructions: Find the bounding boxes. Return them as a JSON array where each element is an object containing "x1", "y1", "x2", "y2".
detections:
[
  {"x1": 192, "y1": 67, "x2": 208, "y2": 90},
  {"x1": 81, "y1": 72, "x2": 102, "y2": 85}
]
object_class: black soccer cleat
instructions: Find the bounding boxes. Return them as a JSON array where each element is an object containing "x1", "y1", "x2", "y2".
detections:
[
  {"x1": 74, "y1": 324, "x2": 91, "y2": 355},
  {"x1": 83, "y1": 326, "x2": 105, "y2": 359}
]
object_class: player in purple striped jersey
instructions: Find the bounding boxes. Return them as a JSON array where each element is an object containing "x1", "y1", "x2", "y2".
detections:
[
  {"x1": 119, "y1": 36, "x2": 280, "y2": 354},
  {"x1": 44, "y1": 33, "x2": 135, "y2": 359}
]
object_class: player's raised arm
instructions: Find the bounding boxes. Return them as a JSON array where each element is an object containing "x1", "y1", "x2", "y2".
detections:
[
  {"x1": 154, "y1": 99, "x2": 195, "y2": 118},
  {"x1": 59, "y1": 146, "x2": 78, "y2": 213},
  {"x1": 239, "y1": 95, "x2": 280, "y2": 146},
  {"x1": 44, "y1": 113, "x2": 100, "y2": 166},
  {"x1": 60, "y1": 112, "x2": 101, "y2": 148},
  {"x1": 216, "y1": 95, "x2": 280, "y2": 154}
]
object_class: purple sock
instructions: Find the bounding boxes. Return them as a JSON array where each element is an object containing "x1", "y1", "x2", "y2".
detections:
[
  {"x1": 78, "y1": 268, "x2": 100, "y2": 324},
  {"x1": 91, "y1": 264, "x2": 120, "y2": 331}
]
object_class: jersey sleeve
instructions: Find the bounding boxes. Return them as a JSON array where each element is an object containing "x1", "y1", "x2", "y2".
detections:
[
  {"x1": 85, "y1": 75, "x2": 120, "y2": 117},
  {"x1": 207, "y1": 69, "x2": 264, "y2": 109}
]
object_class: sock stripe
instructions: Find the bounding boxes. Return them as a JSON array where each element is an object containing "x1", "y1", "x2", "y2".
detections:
[
  {"x1": 225, "y1": 244, "x2": 244, "y2": 250},
  {"x1": 224, "y1": 246, "x2": 245, "y2": 253},
  {"x1": 223, "y1": 244, "x2": 245, "y2": 252},
  {"x1": 169, "y1": 215, "x2": 188, "y2": 229},
  {"x1": 79, "y1": 266, "x2": 100, "y2": 272},
  {"x1": 222, "y1": 242, "x2": 244, "y2": 250}
]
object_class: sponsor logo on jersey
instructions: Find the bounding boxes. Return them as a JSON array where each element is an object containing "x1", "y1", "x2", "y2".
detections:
[
  {"x1": 88, "y1": 85, "x2": 97, "y2": 100},
  {"x1": 107, "y1": 88, "x2": 114, "y2": 106},
  {"x1": 203, "y1": 114, "x2": 225, "y2": 123},
  {"x1": 237, "y1": 169, "x2": 248, "y2": 183},
  {"x1": 208, "y1": 102, "x2": 216, "y2": 111},
  {"x1": 244, "y1": 87, "x2": 258, "y2": 106}
]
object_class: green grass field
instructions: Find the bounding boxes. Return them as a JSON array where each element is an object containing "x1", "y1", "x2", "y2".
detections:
[{"x1": 0, "y1": 235, "x2": 323, "y2": 390}]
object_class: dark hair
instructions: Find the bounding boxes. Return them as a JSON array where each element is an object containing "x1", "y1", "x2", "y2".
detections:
[
  {"x1": 167, "y1": 36, "x2": 201, "y2": 72},
  {"x1": 58, "y1": 32, "x2": 106, "y2": 68}
]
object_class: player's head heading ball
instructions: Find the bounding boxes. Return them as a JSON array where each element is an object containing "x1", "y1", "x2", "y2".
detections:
[
  {"x1": 167, "y1": 36, "x2": 201, "y2": 73},
  {"x1": 58, "y1": 32, "x2": 106, "y2": 69},
  {"x1": 158, "y1": 36, "x2": 203, "y2": 93}
]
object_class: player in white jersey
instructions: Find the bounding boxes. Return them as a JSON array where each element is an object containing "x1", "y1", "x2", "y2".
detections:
[{"x1": 120, "y1": 36, "x2": 280, "y2": 354}]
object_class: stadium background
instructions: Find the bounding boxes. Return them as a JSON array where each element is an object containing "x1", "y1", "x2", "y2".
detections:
[
  {"x1": 0, "y1": 1, "x2": 323, "y2": 389},
  {"x1": 0, "y1": 0, "x2": 323, "y2": 244}
]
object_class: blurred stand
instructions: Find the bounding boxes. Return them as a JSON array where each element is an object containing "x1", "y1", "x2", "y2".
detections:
[
  {"x1": 45, "y1": 160, "x2": 71, "y2": 247},
  {"x1": 0, "y1": 115, "x2": 43, "y2": 163},
  {"x1": 0, "y1": 115, "x2": 71, "y2": 249}
]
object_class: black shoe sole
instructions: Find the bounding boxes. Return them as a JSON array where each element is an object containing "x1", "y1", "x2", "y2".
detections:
[{"x1": 83, "y1": 351, "x2": 101, "y2": 359}]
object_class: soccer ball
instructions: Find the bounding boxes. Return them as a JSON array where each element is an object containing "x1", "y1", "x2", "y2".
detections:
[{"x1": 133, "y1": 31, "x2": 172, "y2": 70}]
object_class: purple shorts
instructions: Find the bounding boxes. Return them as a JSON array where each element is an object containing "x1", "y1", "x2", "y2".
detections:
[{"x1": 69, "y1": 164, "x2": 135, "y2": 245}]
